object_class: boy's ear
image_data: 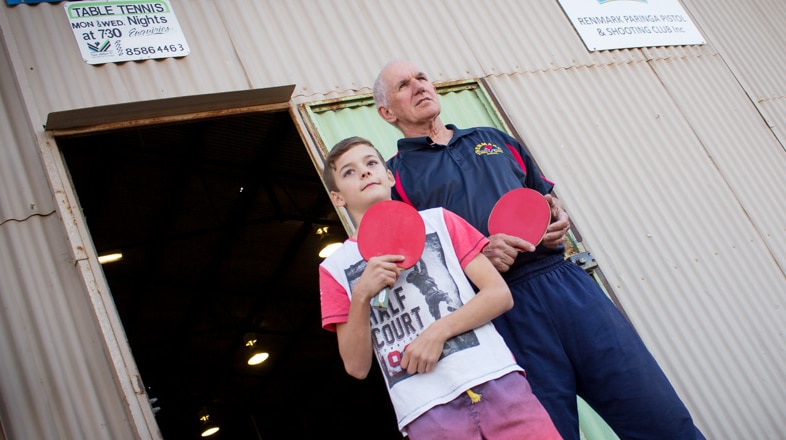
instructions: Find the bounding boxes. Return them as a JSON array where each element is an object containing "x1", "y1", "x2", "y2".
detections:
[
  {"x1": 329, "y1": 191, "x2": 346, "y2": 207},
  {"x1": 386, "y1": 169, "x2": 395, "y2": 186},
  {"x1": 378, "y1": 105, "x2": 396, "y2": 123}
]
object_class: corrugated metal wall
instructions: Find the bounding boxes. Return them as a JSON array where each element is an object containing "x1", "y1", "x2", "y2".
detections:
[
  {"x1": 1, "y1": 0, "x2": 783, "y2": 439},
  {"x1": 686, "y1": 0, "x2": 786, "y2": 147},
  {"x1": 487, "y1": 62, "x2": 786, "y2": 438},
  {"x1": 1, "y1": 11, "x2": 159, "y2": 439}
]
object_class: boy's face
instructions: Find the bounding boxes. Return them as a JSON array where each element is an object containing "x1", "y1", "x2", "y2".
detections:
[{"x1": 329, "y1": 144, "x2": 394, "y2": 214}]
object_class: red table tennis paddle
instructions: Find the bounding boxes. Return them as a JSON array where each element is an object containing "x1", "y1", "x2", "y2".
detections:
[
  {"x1": 488, "y1": 188, "x2": 551, "y2": 246},
  {"x1": 357, "y1": 200, "x2": 426, "y2": 310}
]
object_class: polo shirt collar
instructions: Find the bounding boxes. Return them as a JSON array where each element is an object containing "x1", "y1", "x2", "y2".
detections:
[{"x1": 397, "y1": 124, "x2": 473, "y2": 151}]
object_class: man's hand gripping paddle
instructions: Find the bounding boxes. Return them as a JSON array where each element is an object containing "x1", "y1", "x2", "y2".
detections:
[
  {"x1": 488, "y1": 188, "x2": 551, "y2": 246},
  {"x1": 357, "y1": 200, "x2": 426, "y2": 310}
]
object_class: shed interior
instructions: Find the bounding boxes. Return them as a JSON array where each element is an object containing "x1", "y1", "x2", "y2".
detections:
[{"x1": 59, "y1": 110, "x2": 401, "y2": 439}]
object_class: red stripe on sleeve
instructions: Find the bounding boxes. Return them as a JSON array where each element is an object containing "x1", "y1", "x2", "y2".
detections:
[
  {"x1": 441, "y1": 209, "x2": 489, "y2": 269},
  {"x1": 505, "y1": 143, "x2": 528, "y2": 174},
  {"x1": 319, "y1": 265, "x2": 350, "y2": 332}
]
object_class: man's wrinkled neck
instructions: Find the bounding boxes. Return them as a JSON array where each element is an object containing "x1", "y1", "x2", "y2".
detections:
[{"x1": 401, "y1": 117, "x2": 453, "y2": 145}]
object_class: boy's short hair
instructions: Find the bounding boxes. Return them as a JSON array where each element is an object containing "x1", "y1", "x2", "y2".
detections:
[{"x1": 322, "y1": 136, "x2": 386, "y2": 192}]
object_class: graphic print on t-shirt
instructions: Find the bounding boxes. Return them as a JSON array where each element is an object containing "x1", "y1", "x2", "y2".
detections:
[{"x1": 344, "y1": 232, "x2": 479, "y2": 387}]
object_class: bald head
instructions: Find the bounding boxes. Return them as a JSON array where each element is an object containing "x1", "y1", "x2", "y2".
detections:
[
  {"x1": 373, "y1": 59, "x2": 444, "y2": 138},
  {"x1": 373, "y1": 59, "x2": 427, "y2": 109}
]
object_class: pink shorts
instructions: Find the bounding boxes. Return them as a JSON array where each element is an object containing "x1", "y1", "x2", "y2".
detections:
[{"x1": 405, "y1": 372, "x2": 561, "y2": 440}]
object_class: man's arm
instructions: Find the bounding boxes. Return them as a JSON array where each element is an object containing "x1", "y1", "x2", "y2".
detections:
[
  {"x1": 541, "y1": 194, "x2": 570, "y2": 249},
  {"x1": 483, "y1": 194, "x2": 569, "y2": 272},
  {"x1": 399, "y1": 252, "x2": 513, "y2": 374}
]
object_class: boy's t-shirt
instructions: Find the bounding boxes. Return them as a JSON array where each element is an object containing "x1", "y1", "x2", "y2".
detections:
[{"x1": 319, "y1": 207, "x2": 523, "y2": 432}]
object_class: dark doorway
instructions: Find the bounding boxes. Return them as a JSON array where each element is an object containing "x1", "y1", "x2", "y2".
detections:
[{"x1": 58, "y1": 111, "x2": 401, "y2": 439}]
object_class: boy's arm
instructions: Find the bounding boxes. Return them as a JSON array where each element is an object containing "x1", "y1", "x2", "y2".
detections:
[
  {"x1": 335, "y1": 254, "x2": 404, "y2": 379},
  {"x1": 400, "y1": 252, "x2": 513, "y2": 374}
]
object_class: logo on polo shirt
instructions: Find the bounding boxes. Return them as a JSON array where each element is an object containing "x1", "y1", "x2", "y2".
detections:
[{"x1": 474, "y1": 142, "x2": 503, "y2": 156}]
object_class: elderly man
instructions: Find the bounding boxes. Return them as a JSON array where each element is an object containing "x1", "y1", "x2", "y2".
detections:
[{"x1": 373, "y1": 59, "x2": 705, "y2": 440}]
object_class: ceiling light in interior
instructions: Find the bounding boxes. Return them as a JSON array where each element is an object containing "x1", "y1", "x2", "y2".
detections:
[
  {"x1": 97, "y1": 250, "x2": 123, "y2": 264},
  {"x1": 244, "y1": 333, "x2": 269, "y2": 366},
  {"x1": 198, "y1": 407, "x2": 220, "y2": 437},
  {"x1": 317, "y1": 226, "x2": 343, "y2": 258}
]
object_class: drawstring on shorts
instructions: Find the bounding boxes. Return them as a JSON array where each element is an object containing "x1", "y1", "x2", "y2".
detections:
[{"x1": 466, "y1": 389, "x2": 482, "y2": 403}]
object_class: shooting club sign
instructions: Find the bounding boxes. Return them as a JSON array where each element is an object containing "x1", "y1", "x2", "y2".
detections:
[
  {"x1": 64, "y1": 0, "x2": 190, "y2": 64},
  {"x1": 557, "y1": 0, "x2": 705, "y2": 51}
]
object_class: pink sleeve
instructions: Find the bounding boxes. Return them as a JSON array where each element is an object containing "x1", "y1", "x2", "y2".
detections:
[
  {"x1": 441, "y1": 209, "x2": 489, "y2": 269},
  {"x1": 319, "y1": 265, "x2": 350, "y2": 332}
]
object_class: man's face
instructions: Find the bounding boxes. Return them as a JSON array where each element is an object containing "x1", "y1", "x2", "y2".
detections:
[{"x1": 379, "y1": 61, "x2": 441, "y2": 126}]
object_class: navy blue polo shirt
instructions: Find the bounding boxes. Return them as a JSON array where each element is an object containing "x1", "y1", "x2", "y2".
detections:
[{"x1": 388, "y1": 124, "x2": 563, "y2": 266}]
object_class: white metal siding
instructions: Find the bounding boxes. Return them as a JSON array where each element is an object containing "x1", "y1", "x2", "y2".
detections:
[
  {"x1": 0, "y1": 32, "x2": 55, "y2": 223},
  {"x1": 678, "y1": 0, "x2": 786, "y2": 151},
  {"x1": 0, "y1": 0, "x2": 784, "y2": 439},
  {"x1": 682, "y1": 0, "x2": 786, "y2": 100},
  {"x1": 485, "y1": 60, "x2": 786, "y2": 438},
  {"x1": 0, "y1": 217, "x2": 152, "y2": 439}
]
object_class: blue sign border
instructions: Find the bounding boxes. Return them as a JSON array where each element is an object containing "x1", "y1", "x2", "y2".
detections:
[{"x1": 7, "y1": 0, "x2": 62, "y2": 4}]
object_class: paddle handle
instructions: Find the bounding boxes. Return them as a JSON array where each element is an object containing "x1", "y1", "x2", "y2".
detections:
[{"x1": 371, "y1": 287, "x2": 390, "y2": 310}]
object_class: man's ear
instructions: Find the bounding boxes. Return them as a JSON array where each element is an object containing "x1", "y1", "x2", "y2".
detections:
[
  {"x1": 378, "y1": 105, "x2": 397, "y2": 124},
  {"x1": 329, "y1": 191, "x2": 346, "y2": 207}
]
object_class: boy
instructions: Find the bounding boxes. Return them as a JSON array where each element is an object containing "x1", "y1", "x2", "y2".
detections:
[{"x1": 319, "y1": 136, "x2": 560, "y2": 439}]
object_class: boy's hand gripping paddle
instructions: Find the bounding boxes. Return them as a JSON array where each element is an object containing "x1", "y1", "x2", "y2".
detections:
[
  {"x1": 357, "y1": 200, "x2": 426, "y2": 310},
  {"x1": 488, "y1": 188, "x2": 552, "y2": 246}
]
